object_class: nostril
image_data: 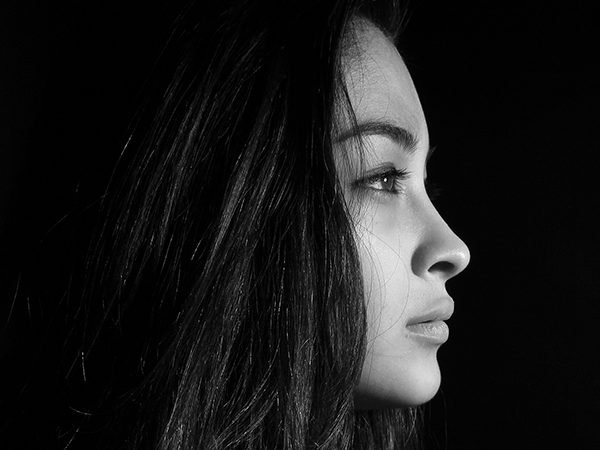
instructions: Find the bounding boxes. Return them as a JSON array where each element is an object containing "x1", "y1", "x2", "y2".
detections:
[
  {"x1": 411, "y1": 223, "x2": 470, "y2": 280},
  {"x1": 428, "y1": 260, "x2": 456, "y2": 276}
]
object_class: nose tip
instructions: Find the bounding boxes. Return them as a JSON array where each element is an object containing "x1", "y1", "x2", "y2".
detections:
[
  {"x1": 412, "y1": 218, "x2": 471, "y2": 282},
  {"x1": 428, "y1": 240, "x2": 470, "y2": 280}
]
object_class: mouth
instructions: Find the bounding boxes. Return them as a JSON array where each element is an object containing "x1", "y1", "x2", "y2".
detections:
[
  {"x1": 406, "y1": 298, "x2": 454, "y2": 326},
  {"x1": 405, "y1": 298, "x2": 454, "y2": 344},
  {"x1": 406, "y1": 320, "x2": 450, "y2": 343}
]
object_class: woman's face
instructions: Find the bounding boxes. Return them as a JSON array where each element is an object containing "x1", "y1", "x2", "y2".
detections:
[{"x1": 337, "y1": 20, "x2": 471, "y2": 409}]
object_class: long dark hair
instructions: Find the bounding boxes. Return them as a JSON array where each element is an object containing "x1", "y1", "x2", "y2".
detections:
[{"x1": 61, "y1": 0, "x2": 424, "y2": 448}]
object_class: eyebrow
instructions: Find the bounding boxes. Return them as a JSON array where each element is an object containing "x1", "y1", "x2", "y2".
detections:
[{"x1": 335, "y1": 119, "x2": 431, "y2": 158}]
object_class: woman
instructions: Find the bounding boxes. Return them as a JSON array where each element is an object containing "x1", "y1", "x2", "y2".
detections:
[{"x1": 61, "y1": 0, "x2": 470, "y2": 448}]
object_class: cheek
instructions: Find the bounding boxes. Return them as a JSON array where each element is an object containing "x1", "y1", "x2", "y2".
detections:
[
  {"x1": 358, "y1": 224, "x2": 412, "y2": 347},
  {"x1": 355, "y1": 223, "x2": 443, "y2": 409}
]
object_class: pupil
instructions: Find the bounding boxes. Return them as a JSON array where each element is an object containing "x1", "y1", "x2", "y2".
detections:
[{"x1": 382, "y1": 176, "x2": 393, "y2": 191}]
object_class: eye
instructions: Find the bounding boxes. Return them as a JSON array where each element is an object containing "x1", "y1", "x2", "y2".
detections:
[{"x1": 355, "y1": 168, "x2": 410, "y2": 196}]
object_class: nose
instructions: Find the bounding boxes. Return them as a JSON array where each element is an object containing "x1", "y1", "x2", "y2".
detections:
[{"x1": 411, "y1": 208, "x2": 471, "y2": 282}]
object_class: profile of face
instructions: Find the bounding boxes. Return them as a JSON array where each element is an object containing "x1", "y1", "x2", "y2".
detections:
[{"x1": 336, "y1": 19, "x2": 471, "y2": 409}]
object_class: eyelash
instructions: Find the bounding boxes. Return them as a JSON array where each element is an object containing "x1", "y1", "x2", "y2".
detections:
[
  {"x1": 353, "y1": 168, "x2": 444, "y2": 201},
  {"x1": 354, "y1": 168, "x2": 410, "y2": 197}
]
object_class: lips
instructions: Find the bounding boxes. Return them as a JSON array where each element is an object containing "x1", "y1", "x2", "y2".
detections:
[{"x1": 406, "y1": 298, "x2": 454, "y2": 326}]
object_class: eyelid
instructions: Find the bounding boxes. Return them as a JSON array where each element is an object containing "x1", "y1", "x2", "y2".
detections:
[{"x1": 353, "y1": 166, "x2": 411, "y2": 196}]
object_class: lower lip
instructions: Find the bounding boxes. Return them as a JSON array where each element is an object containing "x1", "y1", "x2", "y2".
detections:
[{"x1": 406, "y1": 320, "x2": 449, "y2": 344}]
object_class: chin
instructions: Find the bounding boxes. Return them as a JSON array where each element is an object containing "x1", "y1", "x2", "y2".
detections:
[{"x1": 354, "y1": 351, "x2": 442, "y2": 410}]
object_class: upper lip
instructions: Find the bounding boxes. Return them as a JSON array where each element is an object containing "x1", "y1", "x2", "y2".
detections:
[{"x1": 406, "y1": 298, "x2": 455, "y2": 325}]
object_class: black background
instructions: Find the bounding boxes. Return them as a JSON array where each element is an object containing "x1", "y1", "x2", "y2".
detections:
[
  {"x1": 0, "y1": 1, "x2": 593, "y2": 448},
  {"x1": 402, "y1": 2, "x2": 592, "y2": 449}
]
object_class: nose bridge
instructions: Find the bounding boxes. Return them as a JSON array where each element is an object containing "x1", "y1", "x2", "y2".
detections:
[{"x1": 411, "y1": 199, "x2": 470, "y2": 280}]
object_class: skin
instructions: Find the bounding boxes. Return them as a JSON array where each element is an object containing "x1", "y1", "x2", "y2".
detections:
[{"x1": 337, "y1": 20, "x2": 471, "y2": 409}]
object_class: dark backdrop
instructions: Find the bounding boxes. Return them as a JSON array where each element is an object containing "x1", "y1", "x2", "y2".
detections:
[
  {"x1": 402, "y1": 2, "x2": 592, "y2": 449},
  {"x1": 0, "y1": 1, "x2": 592, "y2": 449}
]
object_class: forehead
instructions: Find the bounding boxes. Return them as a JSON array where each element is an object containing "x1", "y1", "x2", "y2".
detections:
[{"x1": 342, "y1": 20, "x2": 427, "y2": 143}]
